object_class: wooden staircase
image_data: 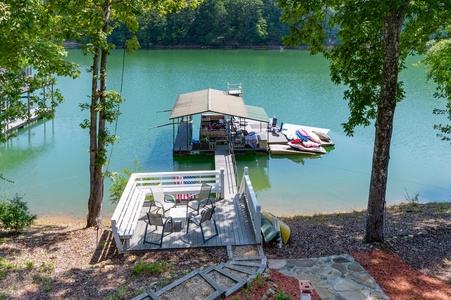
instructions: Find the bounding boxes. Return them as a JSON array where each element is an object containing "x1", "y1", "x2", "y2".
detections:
[{"x1": 132, "y1": 244, "x2": 266, "y2": 300}]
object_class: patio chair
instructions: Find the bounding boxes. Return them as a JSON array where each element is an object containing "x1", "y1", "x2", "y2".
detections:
[
  {"x1": 186, "y1": 206, "x2": 218, "y2": 244},
  {"x1": 149, "y1": 184, "x2": 176, "y2": 216},
  {"x1": 143, "y1": 212, "x2": 173, "y2": 247},
  {"x1": 187, "y1": 183, "x2": 212, "y2": 217}
]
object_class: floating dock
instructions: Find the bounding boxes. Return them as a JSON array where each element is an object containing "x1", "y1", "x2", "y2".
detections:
[
  {"x1": 168, "y1": 86, "x2": 333, "y2": 157},
  {"x1": 1, "y1": 107, "x2": 44, "y2": 138}
]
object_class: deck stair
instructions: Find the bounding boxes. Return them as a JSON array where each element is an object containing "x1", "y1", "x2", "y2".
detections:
[{"x1": 131, "y1": 244, "x2": 266, "y2": 300}]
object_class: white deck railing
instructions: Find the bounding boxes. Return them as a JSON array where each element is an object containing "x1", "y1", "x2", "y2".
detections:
[
  {"x1": 238, "y1": 166, "x2": 262, "y2": 244},
  {"x1": 130, "y1": 169, "x2": 224, "y2": 197}
]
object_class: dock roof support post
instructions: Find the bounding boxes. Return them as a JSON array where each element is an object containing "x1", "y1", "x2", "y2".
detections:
[{"x1": 27, "y1": 91, "x2": 31, "y2": 121}]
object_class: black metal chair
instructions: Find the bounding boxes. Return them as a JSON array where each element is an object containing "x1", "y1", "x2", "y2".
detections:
[
  {"x1": 187, "y1": 183, "x2": 212, "y2": 217},
  {"x1": 143, "y1": 211, "x2": 173, "y2": 247},
  {"x1": 186, "y1": 206, "x2": 218, "y2": 244}
]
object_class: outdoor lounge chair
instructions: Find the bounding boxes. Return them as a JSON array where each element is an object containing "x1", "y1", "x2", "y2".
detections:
[
  {"x1": 186, "y1": 206, "x2": 218, "y2": 244},
  {"x1": 143, "y1": 212, "x2": 173, "y2": 247},
  {"x1": 149, "y1": 184, "x2": 176, "y2": 216},
  {"x1": 187, "y1": 183, "x2": 212, "y2": 217}
]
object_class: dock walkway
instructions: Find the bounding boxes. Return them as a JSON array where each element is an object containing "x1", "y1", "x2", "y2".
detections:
[
  {"x1": 214, "y1": 148, "x2": 237, "y2": 197},
  {"x1": 173, "y1": 121, "x2": 192, "y2": 153}
]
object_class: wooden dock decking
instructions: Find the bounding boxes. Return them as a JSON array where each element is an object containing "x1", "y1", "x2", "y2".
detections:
[
  {"x1": 173, "y1": 121, "x2": 192, "y2": 153},
  {"x1": 214, "y1": 148, "x2": 237, "y2": 197}
]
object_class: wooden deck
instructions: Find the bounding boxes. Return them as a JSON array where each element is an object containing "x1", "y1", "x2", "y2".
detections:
[
  {"x1": 126, "y1": 150, "x2": 257, "y2": 251},
  {"x1": 127, "y1": 196, "x2": 257, "y2": 251}
]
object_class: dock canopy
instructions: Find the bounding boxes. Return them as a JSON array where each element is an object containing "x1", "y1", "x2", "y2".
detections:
[{"x1": 169, "y1": 88, "x2": 269, "y2": 123}]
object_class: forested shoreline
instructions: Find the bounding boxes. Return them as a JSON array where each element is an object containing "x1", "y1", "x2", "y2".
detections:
[{"x1": 106, "y1": 0, "x2": 336, "y2": 49}]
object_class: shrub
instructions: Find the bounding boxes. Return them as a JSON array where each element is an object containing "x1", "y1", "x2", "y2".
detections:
[
  {"x1": 0, "y1": 194, "x2": 37, "y2": 232},
  {"x1": 108, "y1": 168, "x2": 132, "y2": 204},
  {"x1": 108, "y1": 159, "x2": 146, "y2": 204},
  {"x1": 404, "y1": 188, "x2": 420, "y2": 206}
]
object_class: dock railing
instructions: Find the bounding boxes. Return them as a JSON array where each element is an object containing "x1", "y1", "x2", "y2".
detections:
[
  {"x1": 227, "y1": 137, "x2": 240, "y2": 190},
  {"x1": 238, "y1": 166, "x2": 262, "y2": 244}
]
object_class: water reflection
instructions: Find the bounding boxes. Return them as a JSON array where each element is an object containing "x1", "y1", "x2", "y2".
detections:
[
  {"x1": 0, "y1": 119, "x2": 54, "y2": 172},
  {"x1": 173, "y1": 155, "x2": 215, "y2": 171},
  {"x1": 236, "y1": 153, "x2": 270, "y2": 192}
]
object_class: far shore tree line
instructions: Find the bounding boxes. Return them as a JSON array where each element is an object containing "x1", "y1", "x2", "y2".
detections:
[
  {"x1": 108, "y1": 0, "x2": 290, "y2": 48},
  {"x1": 1, "y1": 0, "x2": 450, "y2": 244}
]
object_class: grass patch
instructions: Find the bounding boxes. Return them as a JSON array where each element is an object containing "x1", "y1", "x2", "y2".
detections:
[
  {"x1": 38, "y1": 261, "x2": 55, "y2": 273},
  {"x1": 132, "y1": 260, "x2": 173, "y2": 277},
  {"x1": 275, "y1": 290, "x2": 291, "y2": 299}
]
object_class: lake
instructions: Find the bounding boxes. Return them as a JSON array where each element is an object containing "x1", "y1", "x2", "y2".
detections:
[{"x1": 1, "y1": 49, "x2": 450, "y2": 219}]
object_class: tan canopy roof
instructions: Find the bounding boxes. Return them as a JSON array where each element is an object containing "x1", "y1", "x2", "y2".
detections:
[{"x1": 169, "y1": 88, "x2": 269, "y2": 123}]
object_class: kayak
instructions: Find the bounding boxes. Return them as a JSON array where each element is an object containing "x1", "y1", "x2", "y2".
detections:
[
  {"x1": 261, "y1": 210, "x2": 291, "y2": 244},
  {"x1": 312, "y1": 130, "x2": 335, "y2": 146},
  {"x1": 288, "y1": 139, "x2": 327, "y2": 154},
  {"x1": 307, "y1": 130, "x2": 322, "y2": 144},
  {"x1": 260, "y1": 214, "x2": 279, "y2": 244}
]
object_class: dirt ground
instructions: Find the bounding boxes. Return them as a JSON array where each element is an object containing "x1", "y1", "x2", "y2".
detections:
[{"x1": 0, "y1": 202, "x2": 450, "y2": 299}]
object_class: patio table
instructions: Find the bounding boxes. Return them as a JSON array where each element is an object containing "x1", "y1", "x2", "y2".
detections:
[{"x1": 168, "y1": 207, "x2": 188, "y2": 232}]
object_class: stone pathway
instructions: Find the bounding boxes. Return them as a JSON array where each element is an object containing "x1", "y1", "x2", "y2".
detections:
[
  {"x1": 268, "y1": 254, "x2": 390, "y2": 300},
  {"x1": 131, "y1": 249, "x2": 390, "y2": 300}
]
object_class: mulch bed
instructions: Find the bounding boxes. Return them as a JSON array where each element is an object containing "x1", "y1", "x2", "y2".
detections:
[
  {"x1": 0, "y1": 202, "x2": 450, "y2": 299},
  {"x1": 353, "y1": 250, "x2": 451, "y2": 300}
]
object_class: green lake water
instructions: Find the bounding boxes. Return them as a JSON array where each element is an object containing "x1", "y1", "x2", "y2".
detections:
[{"x1": 1, "y1": 50, "x2": 450, "y2": 219}]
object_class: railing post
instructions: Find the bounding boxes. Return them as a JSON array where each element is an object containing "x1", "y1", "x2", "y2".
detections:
[
  {"x1": 220, "y1": 168, "x2": 225, "y2": 199},
  {"x1": 255, "y1": 204, "x2": 262, "y2": 244},
  {"x1": 244, "y1": 166, "x2": 248, "y2": 176}
]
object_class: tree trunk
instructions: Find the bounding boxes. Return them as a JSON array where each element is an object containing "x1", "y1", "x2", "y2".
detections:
[
  {"x1": 87, "y1": 47, "x2": 102, "y2": 227},
  {"x1": 86, "y1": 0, "x2": 111, "y2": 228},
  {"x1": 365, "y1": 6, "x2": 406, "y2": 243}
]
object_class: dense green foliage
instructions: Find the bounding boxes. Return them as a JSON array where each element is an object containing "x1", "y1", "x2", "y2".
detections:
[
  {"x1": 109, "y1": 0, "x2": 291, "y2": 47},
  {"x1": 423, "y1": 36, "x2": 451, "y2": 144},
  {"x1": 0, "y1": 194, "x2": 36, "y2": 232},
  {"x1": 0, "y1": 0, "x2": 79, "y2": 141},
  {"x1": 278, "y1": 0, "x2": 449, "y2": 136}
]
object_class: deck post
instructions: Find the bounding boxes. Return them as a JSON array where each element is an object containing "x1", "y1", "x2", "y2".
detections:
[
  {"x1": 255, "y1": 203, "x2": 262, "y2": 244},
  {"x1": 220, "y1": 168, "x2": 225, "y2": 199}
]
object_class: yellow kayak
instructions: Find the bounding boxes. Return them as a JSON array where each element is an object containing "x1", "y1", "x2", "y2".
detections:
[{"x1": 261, "y1": 210, "x2": 291, "y2": 244}]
